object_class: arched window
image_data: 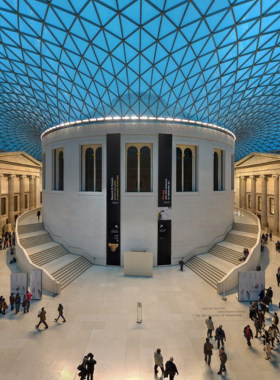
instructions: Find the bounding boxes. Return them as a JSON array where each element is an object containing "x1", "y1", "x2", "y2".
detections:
[
  {"x1": 85, "y1": 148, "x2": 94, "y2": 191},
  {"x1": 58, "y1": 151, "x2": 64, "y2": 191},
  {"x1": 214, "y1": 152, "x2": 218, "y2": 191},
  {"x1": 96, "y1": 147, "x2": 102, "y2": 192},
  {"x1": 127, "y1": 146, "x2": 138, "y2": 192},
  {"x1": 176, "y1": 147, "x2": 182, "y2": 192},
  {"x1": 184, "y1": 148, "x2": 192, "y2": 192},
  {"x1": 140, "y1": 146, "x2": 151, "y2": 192}
]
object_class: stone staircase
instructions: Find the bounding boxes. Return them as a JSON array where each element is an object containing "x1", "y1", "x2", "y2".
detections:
[
  {"x1": 185, "y1": 219, "x2": 258, "y2": 290},
  {"x1": 18, "y1": 222, "x2": 92, "y2": 290}
]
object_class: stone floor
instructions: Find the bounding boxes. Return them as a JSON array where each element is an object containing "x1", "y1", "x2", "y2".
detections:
[{"x1": 0, "y1": 229, "x2": 280, "y2": 380}]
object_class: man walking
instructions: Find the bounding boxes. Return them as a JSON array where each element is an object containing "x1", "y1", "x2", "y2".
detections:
[
  {"x1": 179, "y1": 259, "x2": 184, "y2": 271},
  {"x1": 205, "y1": 316, "x2": 214, "y2": 338},
  {"x1": 55, "y1": 303, "x2": 66, "y2": 322},
  {"x1": 204, "y1": 338, "x2": 213, "y2": 365},
  {"x1": 217, "y1": 347, "x2": 227, "y2": 375},
  {"x1": 254, "y1": 317, "x2": 262, "y2": 338},
  {"x1": 215, "y1": 325, "x2": 226, "y2": 349},
  {"x1": 15, "y1": 293, "x2": 21, "y2": 314},
  {"x1": 244, "y1": 325, "x2": 253, "y2": 346},
  {"x1": 36, "y1": 307, "x2": 48, "y2": 329},
  {"x1": 37, "y1": 210, "x2": 41, "y2": 222},
  {"x1": 9, "y1": 292, "x2": 15, "y2": 311},
  {"x1": 165, "y1": 357, "x2": 179, "y2": 380},
  {"x1": 154, "y1": 348, "x2": 164, "y2": 375}
]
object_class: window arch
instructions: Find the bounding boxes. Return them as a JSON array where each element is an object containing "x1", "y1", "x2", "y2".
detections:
[
  {"x1": 176, "y1": 145, "x2": 196, "y2": 192},
  {"x1": 58, "y1": 151, "x2": 64, "y2": 191},
  {"x1": 126, "y1": 144, "x2": 152, "y2": 192},
  {"x1": 213, "y1": 152, "x2": 218, "y2": 191},
  {"x1": 82, "y1": 145, "x2": 102, "y2": 192}
]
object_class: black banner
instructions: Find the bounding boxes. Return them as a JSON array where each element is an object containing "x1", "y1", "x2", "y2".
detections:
[
  {"x1": 158, "y1": 133, "x2": 172, "y2": 265},
  {"x1": 106, "y1": 134, "x2": 121, "y2": 266}
]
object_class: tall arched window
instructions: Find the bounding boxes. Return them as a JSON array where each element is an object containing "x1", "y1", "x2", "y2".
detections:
[
  {"x1": 58, "y1": 151, "x2": 64, "y2": 191},
  {"x1": 127, "y1": 146, "x2": 138, "y2": 192},
  {"x1": 184, "y1": 148, "x2": 192, "y2": 192},
  {"x1": 214, "y1": 152, "x2": 218, "y2": 191},
  {"x1": 96, "y1": 147, "x2": 102, "y2": 192},
  {"x1": 176, "y1": 147, "x2": 182, "y2": 192},
  {"x1": 176, "y1": 145, "x2": 196, "y2": 192},
  {"x1": 85, "y1": 148, "x2": 94, "y2": 191},
  {"x1": 140, "y1": 146, "x2": 151, "y2": 192}
]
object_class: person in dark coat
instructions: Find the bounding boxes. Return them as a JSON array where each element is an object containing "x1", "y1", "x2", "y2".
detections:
[
  {"x1": 259, "y1": 289, "x2": 265, "y2": 302},
  {"x1": 217, "y1": 347, "x2": 227, "y2": 375},
  {"x1": 55, "y1": 303, "x2": 66, "y2": 322},
  {"x1": 244, "y1": 325, "x2": 253, "y2": 346},
  {"x1": 9, "y1": 292, "x2": 15, "y2": 311},
  {"x1": 204, "y1": 338, "x2": 213, "y2": 365},
  {"x1": 165, "y1": 357, "x2": 179, "y2": 380},
  {"x1": 86, "y1": 353, "x2": 96, "y2": 380},
  {"x1": 215, "y1": 325, "x2": 226, "y2": 349},
  {"x1": 37, "y1": 210, "x2": 41, "y2": 222},
  {"x1": 276, "y1": 272, "x2": 280, "y2": 287},
  {"x1": 15, "y1": 293, "x2": 21, "y2": 314},
  {"x1": 265, "y1": 287, "x2": 273, "y2": 304},
  {"x1": 254, "y1": 317, "x2": 262, "y2": 338},
  {"x1": 179, "y1": 259, "x2": 184, "y2": 272}
]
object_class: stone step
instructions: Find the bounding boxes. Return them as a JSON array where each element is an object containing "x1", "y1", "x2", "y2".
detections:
[
  {"x1": 224, "y1": 232, "x2": 256, "y2": 248},
  {"x1": 209, "y1": 245, "x2": 243, "y2": 266},
  {"x1": 18, "y1": 223, "x2": 44, "y2": 234},
  {"x1": 29, "y1": 245, "x2": 68, "y2": 266},
  {"x1": 20, "y1": 232, "x2": 53, "y2": 249},
  {"x1": 233, "y1": 222, "x2": 258, "y2": 234}
]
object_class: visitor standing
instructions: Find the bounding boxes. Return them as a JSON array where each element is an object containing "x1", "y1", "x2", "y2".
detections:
[
  {"x1": 244, "y1": 325, "x2": 253, "y2": 346},
  {"x1": 9, "y1": 292, "x2": 15, "y2": 311},
  {"x1": 22, "y1": 295, "x2": 28, "y2": 314},
  {"x1": 1, "y1": 298, "x2": 7, "y2": 315},
  {"x1": 86, "y1": 353, "x2": 96, "y2": 380},
  {"x1": 205, "y1": 316, "x2": 214, "y2": 338},
  {"x1": 165, "y1": 357, "x2": 179, "y2": 380},
  {"x1": 154, "y1": 348, "x2": 164, "y2": 375},
  {"x1": 26, "y1": 291, "x2": 32, "y2": 312},
  {"x1": 204, "y1": 338, "x2": 213, "y2": 365},
  {"x1": 215, "y1": 325, "x2": 226, "y2": 349},
  {"x1": 36, "y1": 307, "x2": 48, "y2": 329},
  {"x1": 270, "y1": 232, "x2": 272, "y2": 241},
  {"x1": 276, "y1": 272, "x2": 280, "y2": 287},
  {"x1": 15, "y1": 293, "x2": 21, "y2": 314},
  {"x1": 55, "y1": 303, "x2": 66, "y2": 322},
  {"x1": 37, "y1": 210, "x2": 41, "y2": 222},
  {"x1": 217, "y1": 347, "x2": 227, "y2": 375},
  {"x1": 179, "y1": 259, "x2": 184, "y2": 271},
  {"x1": 254, "y1": 317, "x2": 262, "y2": 338},
  {"x1": 272, "y1": 312, "x2": 279, "y2": 333},
  {"x1": 264, "y1": 340, "x2": 271, "y2": 360}
]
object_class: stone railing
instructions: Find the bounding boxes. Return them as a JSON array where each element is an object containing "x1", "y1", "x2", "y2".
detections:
[
  {"x1": 216, "y1": 207, "x2": 261, "y2": 294},
  {"x1": 15, "y1": 207, "x2": 61, "y2": 295}
]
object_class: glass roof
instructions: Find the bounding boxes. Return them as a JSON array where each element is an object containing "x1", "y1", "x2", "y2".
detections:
[{"x1": 0, "y1": 0, "x2": 280, "y2": 161}]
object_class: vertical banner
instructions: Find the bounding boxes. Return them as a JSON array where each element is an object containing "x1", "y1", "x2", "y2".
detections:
[
  {"x1": 30, "y1": 269, "x2": 42, "y2": 300},
  {"x1": 158, "y1": 134, "x2": 172, "y2": 265},
  {"x1": 107, "y1": 134, "x2": 121, "y2": 265},
  {"x1": 10, "y1": 273, "x2": 28, "y2": 300},
  {"x1": 238, "y1": 271, "x2": 265, "y2": 301}
]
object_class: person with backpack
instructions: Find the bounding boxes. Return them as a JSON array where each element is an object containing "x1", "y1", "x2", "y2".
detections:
[
  {"x1": 217, "y1": 347, "x2": 227, "y2": 375},
  {"x1": 244, "y1": 325, "x2": 253, "y2": 346},
  {"x1": 165, "y1": 357, "x2": 179, "y2": 380}
]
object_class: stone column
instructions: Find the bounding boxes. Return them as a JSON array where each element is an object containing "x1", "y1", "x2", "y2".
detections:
[
  {"x1": 29, "y1": 176, "x2": 35, "y2": 210},
  {"x1": 250, "y1": 175, "x2": 256, "y2": 213},
  {"x1": 260, "y1": 175, "x2": 268, "y2": 228},
  {"x1": 8, "y1": 175, "x2": 15, "y2": 225},
  {"x1": 0, "y1": 174, "x2": 3, "y2": 231},
  {"x1": 20, "y1": 175, "x2": 26, "y2": 214},
  {"x1": 273, "y1": 174, "x2": 279, "y2": 234},
  {"x1": 35, "y1": 176, "x2": 40, "y2": 207},
  {"x1": 239, "y1": 176, "x2": 246, "y2": 209}
]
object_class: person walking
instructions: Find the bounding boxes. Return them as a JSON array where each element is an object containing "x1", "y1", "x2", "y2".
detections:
[
  {"x1": 36, "y1": 307, "x2": 48, "y2": 329},
  {"x1": 264, "y1": 339, "x2": 271, "y2": 360},
  {"x1": 165, "y1": 357, "x2": 179, "y2": 380},
  {"x1": 9, "y1": 292, "x2": 15, "y2": 311},
  {"x1": 26, "y1": 291, "x2": 32, "y2": 313},
  {"x1": 254, "y1": 317, "x2": 262, "y2": 338},
  {"x1": 265, "y1": 287, "x2": 273, "y2": 305},
  {"x1": 259, "y1": 288, "x2": 265, "y2": 302},
  {"x1": 15, "y1": 293, "x2": 21, "y2": 314},
  {"x1": 179, "y1": 259, "x2": 184, "y2": 271},
  {"x1": 244, "y1": 325, "x2": 253, "y2": 346},
  {"x1": 276, "y1": 272, "x2": 280, "y2": 287},
  {"x1": 1, "y1": 298, "x2": 7, "y2": 315},
  {"x1": 215, "y1": 325, "x2": 226, "y2": 349},
  {"x1": 154, "y1": 348, "x2": 164, "y2": 375},
  {"x1": 249, "y1": 302, "x2": 255, "y2": 320},
  {"x1": 204, "y1": 338, "x2": 213, "y2": 365},
  {"x1": 205, "y1": 316, "x2": 214, "y2": 338},
  {"x1": 37, "y1": 210, "x2": 41, "y2": 222},
  {"x1": 272, "y1": 312, "x2": 279, "y2": 333},
  {"x1": 270, "y1": 231, "x2": 272, "y2": 241},
  {"x1": 86, "y1": 353, "x2": 96, "y2": 380},
  {"x1": 54, "y1": 303, "x2": 66, "y2": 322},
  {"x1": 22, "y1": 295, "x2": 28, "y2": 314},
  {"x1": 217, "y1": 347, "x2": 227, "y2": 375}
]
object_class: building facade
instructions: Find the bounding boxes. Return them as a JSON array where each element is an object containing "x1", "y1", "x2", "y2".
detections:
[
  {"x1": 42, "y1": 120, "x2": 235, "y2": 266},
  {"x1": 0, "y1": 152, "x2": 42, "y2": 231},
  {"x1": 235, "y1": 153, "x2": 280, "y2": 232}
]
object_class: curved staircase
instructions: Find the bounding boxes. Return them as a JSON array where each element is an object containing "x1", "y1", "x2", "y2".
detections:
[
  {"x1": 185, "y1": 214, "x2": 259, "y2": 290},
  {"x1": 18, "y1": 215, "x2": 92, "y2": 290}
]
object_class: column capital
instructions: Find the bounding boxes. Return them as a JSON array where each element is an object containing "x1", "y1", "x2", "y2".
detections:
[
  {"x1": 0, "y1": 174, "x2": 4, "y2": 178},
  {"x1": 239, "y1": 176, "x2": 246, "y2": 179},
  {"x1": 29, "y1": 175, "x2": 36, "y2": 180},
  {"x1": 20, "y1": 175, "x2": 27, "y2": 179},
  {"x1": 8, "y1": 175, "x2": 16, "y2": 179},
  {"x1": 249, "y1": 175, "x2": 256, "y2": 180},
  {"x1": 260, "y1": 175, "x2": 267, "y2": 180},
  {"x1": 272, "y1": 174, "x2": 279, "y2": 179}
]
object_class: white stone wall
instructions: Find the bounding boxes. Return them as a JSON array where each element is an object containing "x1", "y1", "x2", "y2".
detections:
[{"x1": 42, "y1": 122, "x2": 235, "y2": 265}]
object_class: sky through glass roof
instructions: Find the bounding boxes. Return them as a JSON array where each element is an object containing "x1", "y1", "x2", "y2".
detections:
[{"x1": 0, "y1": 0, "x2": 280, "y2": 160}]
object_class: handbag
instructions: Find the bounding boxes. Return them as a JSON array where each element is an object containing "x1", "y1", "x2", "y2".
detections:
[
  {"x1": 77, "y1": 364, "x2": 83, "y2": 371},
  {"x1": 164, "y1": 370, "x2": 168, "y2": 378},
  {"x1": 272, "y1": 317, "x2": 275, "y2": 324}
]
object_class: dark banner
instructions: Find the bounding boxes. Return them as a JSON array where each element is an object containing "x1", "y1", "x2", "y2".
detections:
[
  {"x1": 106, "y1": 134, "x2": 120, "y2": 266},
  {"x1": 158, "y1": 133, "x2": 172, "y2": 265},
  {"x1": 158, "y1": 134, "x2": 172, "y2": 207}
]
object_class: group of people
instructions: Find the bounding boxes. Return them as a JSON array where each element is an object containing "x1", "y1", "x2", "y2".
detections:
[
  {"x1": 240, "y1": 247, "x2": 250, "y2": 261},
  {"x1": 35, "y1": 304, "x2": 66, "y2": 329},
  {"x1": 0, "y1": 291, "x2": 32, "y2": 315},
  {"x1": 78, "y1": 353, "x2": 97, "y2": 380},
  {"x1": 152, "y1": 349, "x2": 179, "y2": 379},
  {"x1": 0, "y1": 231, "x2": 15, "y2": 250}
]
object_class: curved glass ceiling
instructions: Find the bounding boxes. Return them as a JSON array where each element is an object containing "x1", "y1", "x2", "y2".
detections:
[{"x1": 0, "y1": 0, "x2": 280, "y2": 161}]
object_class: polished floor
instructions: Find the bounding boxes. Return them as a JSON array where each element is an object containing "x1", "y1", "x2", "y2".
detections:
[{"x1": 0, "y1": 226, "x2": 280, "y2": 379}]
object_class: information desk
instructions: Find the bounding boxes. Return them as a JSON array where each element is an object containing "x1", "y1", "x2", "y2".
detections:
[{"x1": 124, "y1": 251, "x2": 153, "y2": 277}]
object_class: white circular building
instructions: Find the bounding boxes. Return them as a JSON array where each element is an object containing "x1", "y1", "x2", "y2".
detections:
[{"x1": 41, "y1": 118, "x2": 235, "y2": 266}]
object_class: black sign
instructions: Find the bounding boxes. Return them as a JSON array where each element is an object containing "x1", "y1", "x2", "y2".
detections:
[
  {"x1": 106, "y1": 134, "x2": 121, "y2": 265},
  {"x1": 158, "y1": 133, "x2": 172, "y2": 265},
  {"x1": 158, "y1": 134, "x2": 172, "y2": 207}
]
